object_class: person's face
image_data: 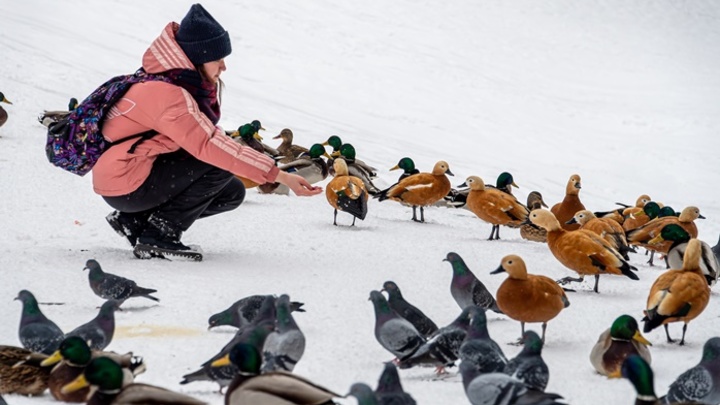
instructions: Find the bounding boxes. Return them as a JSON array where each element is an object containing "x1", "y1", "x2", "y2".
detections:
[{"x1": 202, "y1": 59, "x2": 226, "y2": 84}]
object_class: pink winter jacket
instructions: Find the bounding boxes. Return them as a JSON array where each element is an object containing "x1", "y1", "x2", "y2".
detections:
[{"x1": 92, "y1": 23, "x2": 279, "y2": 197}]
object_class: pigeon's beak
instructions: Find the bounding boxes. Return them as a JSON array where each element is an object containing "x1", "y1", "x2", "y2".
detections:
[
  {"x1": 83, "y1": 266, "x2": 88, "y2": 271},
  {"x1": 41, "y1": 350, "x2": 64, "y2": 367},
  {"x1": 210, "y1": 354, "x2": 231, "y2": 368},
  {"x1": 61, "y1": 374, "x2": 90, "y2": 394}
]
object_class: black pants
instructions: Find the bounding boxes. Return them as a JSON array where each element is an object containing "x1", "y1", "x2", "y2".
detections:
[{"x1": 103, "y1": 151, "x2": 245, "y2": 231}]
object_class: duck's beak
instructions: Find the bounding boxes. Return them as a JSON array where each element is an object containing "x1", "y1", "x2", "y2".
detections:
[
  {"x1": 607, "y1": 369, "x2": 622, "y2": 379},
  {"x1": 489, "y1": 265, "x2": 505, "y2": 275},
  {"x1": 457, "y1": 182, "x2": 467, "y2": 188},
  {"x1": 389, "y1": 164, "x2": 400, "y2": 171},
  {"x1": 575, "y1": 182, "x2": 582, "y2": 189},
  {"x1": 446, "y1": 169, "x2": 455, "y2": 176},
  {"x1": 512, "y1": 181, "x2": 519, "y2": 188},
  {"x1": 647, "y1": 234, "x2": 664, "y2": 245},
  {"x1": 2, "y1": 97, "x2": 12, "y2": 104},
  {"x1": 61, "y1": 374, "x2": 90, "y2": 394},
  {"x1": 253, "y1": 132, "x2": 264, "y2": 141},
  {"x1": 210, "y1": 354, "x2": 232, "y2": 367},
  {"x1": 272, "y1": 133, "x2": 282, "y2": 140},
  {"x1": 699, "y1": 214, "x2": 706, "y2": 219},
  {"x1": 541, "y1": 200, "x2": 548, "y2": 208},
  {"x1": 230, "y1": 131, "x2": 240, "y2": 138},
  {"x1": 633, "y1": 330, "x2": 652, "y2": 346},
  {"x1": 565, "y1": 218, "x2": 578, "y2": 225},
  {"x1": 41, "y1": 350, "x2": 64, "y2": 367}
]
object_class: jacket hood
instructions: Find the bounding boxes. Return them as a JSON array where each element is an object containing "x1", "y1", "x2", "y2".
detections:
[{"x1": 142, "y1": 22, "x2": 196, "y2": 74}]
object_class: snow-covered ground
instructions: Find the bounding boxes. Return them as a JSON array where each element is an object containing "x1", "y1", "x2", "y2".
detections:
[{"x1": 1, "y1": 1, "x2": 719, "y2": 404}]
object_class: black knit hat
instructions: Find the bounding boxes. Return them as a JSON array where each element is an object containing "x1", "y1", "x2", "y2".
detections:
[{"x1": 176, "y1": 4, "x2": 232, "y2": 65}]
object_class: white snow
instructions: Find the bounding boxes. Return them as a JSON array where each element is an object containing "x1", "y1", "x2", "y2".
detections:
[{"x1": 1, "y1": 1, "x2": 719, "y2": 404}]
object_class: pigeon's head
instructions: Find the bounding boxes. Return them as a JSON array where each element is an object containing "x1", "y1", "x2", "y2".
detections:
[
  {"x1": 347, "y1": 382, "x2": 377, "y2": 402},
  {"x1": 14, "y1": 289, "x2": 36, "y2": 304},
  {"x1": 368, "y1": 290, "x2": 385, "y2": 304},
  {"x1": 380, "y1": 281, "x2": 399, "y2": 293},
  {"x1": 84, "y1": 259, "x2": 101, "y2": 272},
  {"x1": 443, "y1": 252, "x2": 461, "y2": 263},
  {"x1": 702, "y1": 337, "x2": 720, "y2": 363},
  {"x1": 210, "y1": 343, "x2": 262, "y2": 375},
  {"x1": 207, "y1": 311, "x2": 232, "y2": 330},
  {"x1": 520, "y1": 330, "x2": 544, "y2": 354},
  {"x1": 100, "y1": 300, "x2": 121, "y2": 314},
  {"x1": 42, "y1": 336, "x2": 91, "y2": 367},
  {"x1": 62, "y1": 357, "x2": 123, "y2": 394}
]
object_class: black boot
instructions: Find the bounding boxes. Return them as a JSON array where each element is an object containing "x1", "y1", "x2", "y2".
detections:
[
  {"x1": 133, "y1": 215, "x2": 202, "y2": 261},
  {"x1": 106, "y1": 211, "x2": 149, "y2": 247}
]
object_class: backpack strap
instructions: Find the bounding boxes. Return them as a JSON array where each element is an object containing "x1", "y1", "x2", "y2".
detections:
[{"x1": 123, "y1": 130, "x2": 159, "y2": 154}]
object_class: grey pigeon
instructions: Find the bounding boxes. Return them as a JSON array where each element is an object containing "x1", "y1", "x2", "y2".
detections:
[
  {"x1": 0, "y1": 394, "x2": 6, "y2": 405},
  {"x1": 181, "y1": 296, "x2": 276, "y2": 390},
  {"x1": 261, "y1": 294, "x2": 306, "y2": 373},
  {"x1": 398, "y1": 305, "x2": 475, "y2": 371},
  {"x1": 460, "y1": 362, "x2": 566, "y2": 405},
  {"x1": 713, "y1": 233, "x2": 720, "y2": 262},
  {"x1": 665, "y1": 337, "x2": 720, "y2": 404},
  {"x1": 65, "y1": 300, "x2": 120, "y2": 350},
  {"x1": 84, "y1": 259, "x2": 159, "y2": 304},
  {"x1": 15, "y1": 290, "x2": 64, "y2": 354},
  {"x1": 369, "y1": 290, "x2": 424, "y2": 361},
  {"x1": 444, "y1": 252, "x2": 503, "y2": 314},
  {"x1": 381, "y1": 281, "x2": 438, "y2": 339},
  {"x1": 375, "y1": 362, "x2": 417, "y2": 405},
  {"x1": 207, "y1": 294, "x2": 304, "y2": 329},
  {"x1": 347, "y1": 383, "x2": 380, "y2": 405},
  {"x1": 503, "y1": 330, "x2": 550, "y2": 392},
  {"x1": 459, "y1": 307, "x2": 507, "y2": 374}
]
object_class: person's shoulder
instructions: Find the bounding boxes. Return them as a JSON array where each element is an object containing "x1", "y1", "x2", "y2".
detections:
[{"x1": 126, "y1": 80, "x2": 188, "y2": 103}]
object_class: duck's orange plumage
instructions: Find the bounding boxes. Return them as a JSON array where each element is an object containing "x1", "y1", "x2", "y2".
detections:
[
  {"x1": 621, "y1": 195, "x2": 655, "y2": 233},
  {"x1": 550, "y1": 174, "x2": 585, "y2": 231},
  {"x1": 569, "y1": 210, "x2": 634, "y2": 260},
  {"x1": 326, "y1": 159, "x2": 368, "y2": 226},
  {"x1": 376, "y1": 160, "x2": 453, "y2": 222},
  {"x1": 627, "y1": 206, "x2": 704, "y2": 254},
  {"x1": 491, "y1": 254, "x2": 569, "y2": 341},
  {"x1": 643, "y1": 238, "x2": 710, "y2": 345},
  {"x1": 463, "y1": 176, "x2": 529, "y2": 240},
  {"x1": 528, "y1": 209, "x2": 638, "y2": 293}
]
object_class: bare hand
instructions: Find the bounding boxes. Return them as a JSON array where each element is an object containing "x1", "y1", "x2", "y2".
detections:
[{"x1": 275, "y1": 171, "x2": 323, "y2": 196}]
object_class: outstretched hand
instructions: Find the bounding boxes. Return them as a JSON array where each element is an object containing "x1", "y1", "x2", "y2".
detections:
[{"x1": 275, "y1": 171, "x2": 323, "y2": 196}]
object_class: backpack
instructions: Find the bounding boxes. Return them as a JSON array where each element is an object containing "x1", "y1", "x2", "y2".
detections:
[{"x1": 44, "y1": 69, "x2": 171, "y2": 176}]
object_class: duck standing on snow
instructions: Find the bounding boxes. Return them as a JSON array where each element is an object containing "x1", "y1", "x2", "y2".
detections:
[
  {"x1": 375, "y1": 160, "x2": 453, "y2": 223},
  {"x1": 650, "y1": 223, "x2": 719, "y2": 286},
  {"x1": 627, "y1": 206, "x2": 705, "y2": 266},
  {"x1": 461, "y1": 175, "x2": 529, "y2": 240},
  {"x1": 590, "y1": 314, "x2": 652, "y2": 378},
  {"x1": 520, "y1": 191, "x2": 549, "y2": 243},
  {"x1": 550, "y1": 174, "x2": 585, "y2": 231},
  {"x1": 0, "y1": 92, "x2": 12, "y2": 130},
  {"x1": 643, "y1": 239, "x2": 710, "y2": 345},
  {"x1": 526, "y1": 209, "x2": 638, "y2": 293},
  {"x1": 326, "y1": 158, "x2": 368, "y2": 226},
  {"x1": 490, "y1": 254, "x2": 569, "y2": 342},
  {"x1": 390, "y1": 157, "x2": 419, "y2": 182}
]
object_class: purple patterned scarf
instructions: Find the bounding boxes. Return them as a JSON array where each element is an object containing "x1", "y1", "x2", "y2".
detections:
[{"x1": 163, "y1": 68, "x2": 221, "y2": 124}]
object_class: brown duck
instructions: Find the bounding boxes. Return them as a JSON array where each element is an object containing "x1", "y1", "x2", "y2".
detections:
[
  {"x1": 0, "y1": 92, "x2": 12, "y2": 131},
  {"x1": 627, "y1": 206, "x2": 704, "y2": 262},
  {"x1": 643, "y1": 239, "x2": 710, "y2": 345},
  {"x1": 550, "y1": 174, "x2": 585, "y2": 231},
  {"x1": 462, "y1": 176, "x2": 529, "y2": 240},
  {"x1": 326, "y1": 158, "x2": 368, "y2": 226},
  {"x1": 0, "y1": 345, "x2": 50, "y2": 395},
  {"x1": 520, "y1": 191, "x2": 549, "y2": 243},
  {"x1": 527, "y1": 209, "x2": 638, "y2": 293},
  {"x1": 375, "y1": 160, "x2": 453, "y2": 223},
  {"x1": 273, "y1": 128, "x2": 309, "y2": 164},
  {"x1": 568, "y1": 210, "x2": 635, "y2": 260}
]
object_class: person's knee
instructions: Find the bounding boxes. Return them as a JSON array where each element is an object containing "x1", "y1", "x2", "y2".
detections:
[{"x1": 224, "y1": 177, "x2": 246, "y2": 209}]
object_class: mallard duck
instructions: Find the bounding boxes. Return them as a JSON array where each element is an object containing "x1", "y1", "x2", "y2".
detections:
[
  {"x1": 228, "y1": 121, "x2": 281, "y2": 188},
  {"x1": 621, "y1": 355, "x2": 707, "y2": 405},
  {"x1": 651, "y1": 224, "x2": 718, "y2": 285},
  {"x1": 390, "y1": 157, "x2": 419, "y2": 182},
  {"x1": 375, "y1": 160, "x2": 453, "y2": 223},
  {"x1": 211, "y1": 342, "x2": 340, "y2": 405},
  {"x1": 0, "y1": 92, "x2": 12, "y2": 130},
  {"x1": 42, "y1": 336, "x2": 145, "y2": 403},
  {"x1": 322, "y1": 135, "x2": 343, "y2": 157},
  {"x1": 462, "y1": 176, "x2": 529, "y2": 240},
  {"x1": 665, "y1": 337, "x2": 720, "y2": 404},
  {"x1": 590, "y1": 315, "x2": 652, "y2": 378},
  {"x1": 550, "y1": 174, "x2": 585, "y2": 231},
  {"x1": 520, "y1": 191, "x2": 549, "y2": 243},
  {"x1": 627, "y1": 206, "x2": 705, "y2": 265},
  {"x1": 273, "y1": 128, "x2": 309, "y2": 164},
  {"x1": 0, "y1": 345, "x2": 50, "y2": 395},
  {"x1": 643, "y1": 239, "x2": 710, "y2": 345},
  {"x1": 326, "y1": 158, "x2": 368, "y2": 226},
  {"x1": 568, "y1": 210, "x2": 635, "y2": 260},
  {"x1": 493, "y1": 172, "x2": 518, "y2": 195},
  {"x1": 62, "y1": 357, "x2": 204, "y2": 405},
  {"x1": 258, "y1": 143, "x2": 330, "y2": 195},
  {"x1": 490, "y1": 255, "x2": 569, "y2": 342},
  {"x1": 527, "y1": 209, "x2": 638, "y2": 293},
  {"x1": 623, "y1": 201, "x2": 662, "y2": 233}
]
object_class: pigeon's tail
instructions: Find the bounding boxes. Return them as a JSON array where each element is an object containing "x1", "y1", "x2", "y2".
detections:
[
  {"x1": 180, "y1": 368, "x2": 209, "y2": 384},
  {"x1": 134, "y1": 287, "x2": 159, "y2": 302}
]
